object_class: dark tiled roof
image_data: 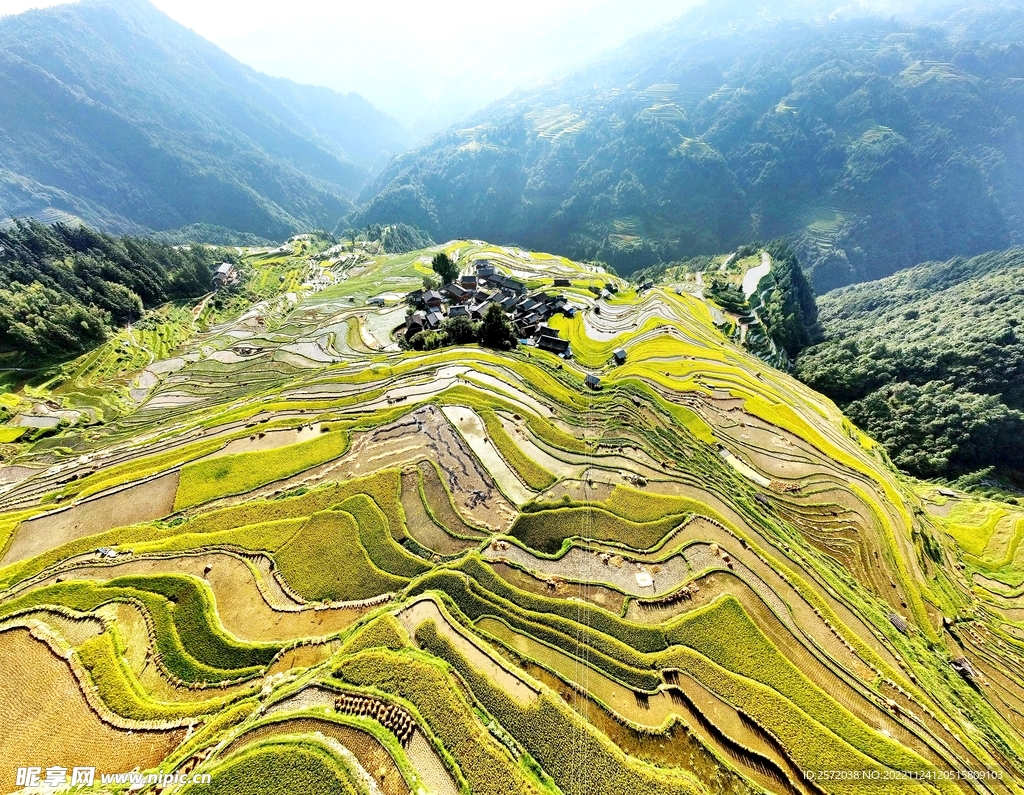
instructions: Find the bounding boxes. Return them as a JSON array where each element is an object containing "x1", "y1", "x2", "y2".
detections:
[{"x1": 537, "y1": 335, "x2": 569, "y2": 353}]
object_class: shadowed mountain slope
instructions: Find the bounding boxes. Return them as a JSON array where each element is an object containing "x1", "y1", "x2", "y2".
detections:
[
  {"x1": 0, "y1": 0, "x2": 410, "y2": 239},
  {"x1": 354, "y1": 0, "x2": 1024, "y2": 290}
]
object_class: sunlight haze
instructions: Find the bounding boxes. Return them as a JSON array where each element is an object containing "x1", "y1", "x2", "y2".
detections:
[
  {"x1": 0, "y1": 0, "x2": 694, "y2": 136},
  {"x1": 0, "y1": 0, "x2": 991, "y2": 136},
  {"x1": 152, "y1": 0, "x2": 694, "y2": 136}
]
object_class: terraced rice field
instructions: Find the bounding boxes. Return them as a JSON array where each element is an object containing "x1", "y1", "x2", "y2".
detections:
[
  {"x1": 0, "y1": 239, "x2": 1021, "y2": 794},
  {"x1": 0, "y1": 627, "x2": 186, "y2": 790}
]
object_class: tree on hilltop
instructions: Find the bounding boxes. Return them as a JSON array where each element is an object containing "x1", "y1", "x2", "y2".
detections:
[{"x1": 431, "y1": 252, "x2": 459, "y2": 285}]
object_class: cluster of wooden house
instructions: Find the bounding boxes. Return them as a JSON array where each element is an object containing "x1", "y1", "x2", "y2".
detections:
[{"x1": 403, "y1": 261, "x2": 578, "y2": 355}]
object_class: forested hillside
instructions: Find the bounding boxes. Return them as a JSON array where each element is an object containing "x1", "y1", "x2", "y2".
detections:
[
  {"x1": 0, "y1": 219, "x2": 230, "y2": 360},
  {"x1": 0, "y1": 0, "x2": 410, "y2": 241},
  {"x1": 795, "y1": 247, "x2": 1024, "y2": 483},
  {"x1": 355, "y1": 0, "x2": 1024, "y2": 290}
]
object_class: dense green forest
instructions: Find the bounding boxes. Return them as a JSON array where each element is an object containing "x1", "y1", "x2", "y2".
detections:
[
  {"x1": 0, "y1": 219, "x2": 229, "y2": 361},
  {"x1": 795, "y1": 247, "x2": 1024, "y2": 483},
  {"x1": 0, "y1": 0, "x2": 409, "y2": 241},
  {"x1": 757, "y1": 241, "x2": 820, "y2": 359},
  {"x1": 355, "y1": 1, "x2": 1024, "y2": 290}
]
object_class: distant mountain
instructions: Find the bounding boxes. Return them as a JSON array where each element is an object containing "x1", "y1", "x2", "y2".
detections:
[
  {"x1": 795, "y1": 246, "x2": 1024, "y2": 483},
  {"x1": 0, "y1": 0, "x2": 411, "y2": 240},
  {"x1": 353, "y1": 0, "x2": 1024, "y2": 291}
]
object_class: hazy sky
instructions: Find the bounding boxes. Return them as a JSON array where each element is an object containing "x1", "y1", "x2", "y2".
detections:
[{"x1": 0, "y1": 0, "x2": 694, "y2": 135}]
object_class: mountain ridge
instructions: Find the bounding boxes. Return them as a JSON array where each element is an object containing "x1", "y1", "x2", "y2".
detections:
[
  {"x1": 0, "y1": 0, "x2": 411, "y2": 239},
  {"x1": 352, "y1": 1, "x2": 1024, "y2": 291}
]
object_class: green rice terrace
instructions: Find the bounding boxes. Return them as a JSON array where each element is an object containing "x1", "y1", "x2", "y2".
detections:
[{"x1": 0, "y1": 238, "x2": 1022, "y2": 794}]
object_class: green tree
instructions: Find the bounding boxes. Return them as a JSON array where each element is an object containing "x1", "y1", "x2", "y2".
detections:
[
  {"x1": 409, "y1": 330, "x2": 444, "y2": 351},
  {"x1": 760, "y1": 240, "x2": 819, "y2": 358},
  {"x1": 440, "y1": 316, "x2": 479, "y2": 346},
  {"x1": 478, "y1": 304, "x2": 518, "y2": 351},
  {"x1": 0, "y1": 218, "x2": 229, "y2": 361},
  {"x1": 431, "y1": 252, "x2": 459, "y2": 285}
]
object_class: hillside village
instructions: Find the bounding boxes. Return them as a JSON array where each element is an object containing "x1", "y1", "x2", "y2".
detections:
[{"x1": 402, "y1": 259, "x2": 605, "y2": 356}]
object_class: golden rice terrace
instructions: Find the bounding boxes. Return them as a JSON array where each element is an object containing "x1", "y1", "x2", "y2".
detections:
[{"x1": 0, "y1": 239, "x2": 1022, "y2": 795}]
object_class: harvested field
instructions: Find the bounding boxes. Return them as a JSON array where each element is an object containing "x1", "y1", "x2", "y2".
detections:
[
  {"x1": 267, "y1": 643, "x2": 338, "y2": 675},
  {"x1": 400, "y1": 468, "x2": 479, "y2": 556},
  {"x1": 0, "y1": 627, "x2": 185, "y2": 791},
  {"x1": 497, "y1": 412, "x2": 586, "y2": 480},
  {"x1": 327, "y1": 406, "x2": 516, "y2": 530},
  {"x1": 476, "y1": 615, "x2": 672, "y2": 726},
  {"x1": 415, "y1": 460, "x2": 500, "y2": 537},
  {"x1": 219, "y1": 717, "x2": 411, "y2": 795},
  {"x1": 204, "y1": 423, "x2": 323, "y2": 459},
  {"x1": 0, "y1": 609, "x2": 104, "y2": 646},
  {"x1": 265, "y1": 685, "x2": 459, "y2": 795},
  {"x1": 406, "y1": 730, "x2": 460, "y2": 795},
  {"x1": 22, "y1": 552, "x2": 367, "y2": 641},
  {"x1": 0, "y1": 465, "x2": 39, "y2": 486},
  {"x1": 441, "y1": 405, "x2": 535, "y2": 505},
  {"x1": 488, "y1": 561, "x2": 626, "y2": 613},
  {"x1": 109, "y1": 601, "x2": 254, "y2": 703},
  {"x1": 3, "y1": 240, "x2": 1020, "y2": 795},
  {"x1": 397, "y1": 596, "x2": 539, "y2": 704},
  {"x1": 3, "y1": 471, "x2": 180, "y2": 566},
  {"x1": 484, "y1": 539, "x2": 690, "y2": 596}
]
